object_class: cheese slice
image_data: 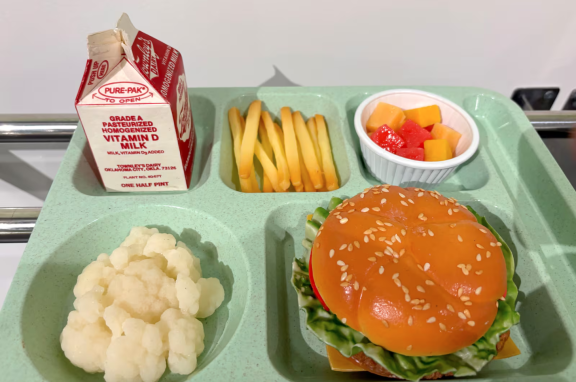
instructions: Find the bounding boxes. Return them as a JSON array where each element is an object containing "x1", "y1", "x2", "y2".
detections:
[{"x1": 326, "y1": 339, "x2": 521, "y2": 372}]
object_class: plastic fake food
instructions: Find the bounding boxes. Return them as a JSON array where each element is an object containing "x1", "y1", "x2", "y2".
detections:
[
  {"x1": 60, "y1": 227, "x2": 225, "y2": 382},
  {"x1": 296, "y1": 185, "x2": 520, "y2": 380},
  {"x1": 365, "y1": 103, "x2": 462, "y2": 162},
  {"x1": 228, "y1": 102, "x2": 339, "y2": 193}
]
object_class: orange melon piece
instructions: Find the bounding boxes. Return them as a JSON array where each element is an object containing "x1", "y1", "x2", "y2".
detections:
[
  {"x1": 424, "y1": 139, "x2": 453, "y2": 161},
  {"x1": 366, "y1": 102, "x2": 406, "y2": 132},
  {"x1": 403, "y1": 105, "x2": 441, "y2": 128},
  {"x1": 431, "y1": 123, "x2": 462, "y2": 154}
]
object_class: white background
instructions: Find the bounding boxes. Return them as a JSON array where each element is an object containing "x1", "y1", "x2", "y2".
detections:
[{"x1": 1, "y1": 0, "x2": 576, "y2": 307}]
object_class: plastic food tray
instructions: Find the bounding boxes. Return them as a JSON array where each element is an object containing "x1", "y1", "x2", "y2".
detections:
[{"x1": 1, "y1": 86, "x2": 575, "y2": 382}]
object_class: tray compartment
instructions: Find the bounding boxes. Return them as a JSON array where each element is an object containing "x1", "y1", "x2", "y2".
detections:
[
  {"x1": 20, "y1": 205, "x2": 248, "y2": 382},
  {"x1": 219, "y1": 91, "x2": 351, "y2": 192},
  {"x1": 71, "y1": 94, "x2": 216, "y2": 196},
  {"x1": 264, "y1": 197, "x2": 574, "y2": 381}
]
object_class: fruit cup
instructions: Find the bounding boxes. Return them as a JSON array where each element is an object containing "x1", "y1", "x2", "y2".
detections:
[{"x1": 354, "y1": 89, "x2": 479, "y2": 188}]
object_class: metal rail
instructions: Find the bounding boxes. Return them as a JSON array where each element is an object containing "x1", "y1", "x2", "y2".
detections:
[{"x1": 0, "y1": 111, "x2": 574, "y2": 242}]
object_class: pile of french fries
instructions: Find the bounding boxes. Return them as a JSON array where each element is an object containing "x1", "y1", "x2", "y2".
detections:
[{"x1": 228, "y1": 101, "x2": 339, "y2": 192}]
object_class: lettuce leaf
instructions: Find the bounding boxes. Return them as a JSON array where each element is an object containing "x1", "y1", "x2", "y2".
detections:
[{"x1": 291, "y1": 203, "x2": 520, "y2": 381}]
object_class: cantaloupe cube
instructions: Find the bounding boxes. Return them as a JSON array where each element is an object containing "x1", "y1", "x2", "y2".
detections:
[
  {"x1": 403, "y1": 105, "x2": 441, "y2": 128},
  {"x1": 430, "y1": 123, "x2": 462, "y2": 154},
  {"x1": 424, "y1": 139, "x2": 453, "y2": 161},
  {"x1": 366, "y1": 103, "x2": 406, "y2": 132}
]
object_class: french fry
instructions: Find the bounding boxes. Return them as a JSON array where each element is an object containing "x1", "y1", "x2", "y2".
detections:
[
  {"x1": 280, "y1": 107, "x2": 302, "y2": 187},
  {"x1": 307, "y1": 117, "x2": 322, "y2": 169},
  {"x1": 315, "y1": 114, "x2": 339, "y2": 190},
  {"x1": 254, "y1": 140, "x2": 283, "y2": 192},
  {"x1": 261, "y1": 112, "x2": 290, "y2": 190},
  {"x1": 293, "y1": 111, "x2": 323, "y2": 189},
  {"x1": 297, "y1": 140, "x2": 316, "y2": 192},
  {"x1": 239, "y1": 100, "x2": 262, "y2": 179},
  {"x1": 258, "y1": 121, "x2": 274, "y2": 192},
  {"x1": 228, "y1": 108, "x2": 254, "y2": 192},
  {"x1": 239, "y1": 114, "x2": 260, "y2": 192},
  {"x1": 295, "y1": 184, "x2": 304, "y2": 192}
]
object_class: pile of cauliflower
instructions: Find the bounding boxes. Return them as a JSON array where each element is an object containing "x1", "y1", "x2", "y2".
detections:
[{"x1": 60, "y1": 227, "x2": 225, "y2": 382}]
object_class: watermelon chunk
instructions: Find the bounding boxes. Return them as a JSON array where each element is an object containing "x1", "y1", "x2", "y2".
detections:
[
  {"x1": 424, "y1": 124, "x2": 435, "y2": 132},
  {"x1": 399, "y1": 119, "x2": 433, "y2": 148},
  {"x1": 396, "y1": 147, "x2": 425, "y2": 161},
  {"x1": 369, "y1": 124, "x2": 406, "y2": 154}
]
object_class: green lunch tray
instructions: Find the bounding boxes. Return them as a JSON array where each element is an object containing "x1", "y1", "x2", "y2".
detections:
[{"x1": 1, "y1": 86, "x2": 576, "y2": 382}]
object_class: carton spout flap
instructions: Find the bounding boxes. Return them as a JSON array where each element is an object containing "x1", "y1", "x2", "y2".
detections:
[{"x1": 116, "y1": 13, "x2": 139, "y2": 62}]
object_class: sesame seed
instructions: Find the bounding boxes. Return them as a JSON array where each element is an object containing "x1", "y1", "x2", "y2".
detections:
[
  {"x1": 402, "y1": 286, "x2": 409, "y2": 294},
  {"x1": 394, "y1": 278, "x2": 401, "y2": 287},
  {"x1": 418, "y1": 213, "x2": 424, "y2": 219},
  {"x1": 346, "y1": 274, "x2": 353, "y2": 281},
  {"x1": 415, "y1": 286, "x2": 424, "y2": 293},
  {"x1": 465, "y1": 302, "x2": 473, "y2": 306},
  {"x1": 405, "y1": 294, "x2": 411, "y2": 302},
  {"x1": 423, "y1": 303, "x2": 431, "y2": 310},
  {"x1": 468, "y1": 321, "x2": 475, "y2": 327},
  {"x1": 382, "y1": 188, "x2": 389, "y2": 193},
  {"x1": 466, "y1": 264, "x2": 472, "y2": 270},
  {"x1": 375, "y1": 251, "x2": 384, "y2": 257},
  {"x1": 410, "y1": 299, "x2": 419, "y2": 304},
  {"x1": 381, "y1": 198, "x2": 387, "y2": 204},
  {"x1": 399, "y1": 249, "x2": 405, "y2": 256},
  {"x1": 454, "y1": 208, "x2": 459, "y2": 212},
  {"x1": 400, "y1": 201, "x2": 408, "y2": 206},
  {"x1": 329, "y1": 249, "x2": 335, "y2": 258},
  {"x1": 392, "y1": 252, "x2": 399, "y2": 258},
  {"x1": 384, "y1": 222, "x2": 393, "y2": 227},
  {"x1": 439, "y1": 323, "x2": 447, "y2": 331},
  {"x1": 427, "y1": 317, "x2": 436, "y2": 323},
  {"x1": 458, "y1": 235, "x2": 463, "y2": 242},
  {"x1": 370, "y1": 234, "x2": 376, "y2": 241},
  {"x1": 354, "y1": 281, "x2": 359, "y2": 290},
  {"x1": 336, "y1": 215, "x2": 342, "y2": 220},
  {"x1": 407, "y1": 345, "x2": 412, "y2": 351},
  {"x1": 337, "y1": 260, "x2": 345, "y2": 266},
  {"x1": 339, "y1": 244, "x2": 347, "y2": 250},
  {"x1": 462, "y1": 268, "x2": 469, "y2": 275},
  {"x1": 426, "y1": 280, "x2": 435, "y2": 286},
  {"x1": 413, "y1": 305, "x2": 423, "y2": 310},
  {"x1": 457, "y1": 264, "x2": 465, "y2": 269},
  {"x1": 350, "y1": 202, "x2": 355, "y2": 206},
  {"x1": 428, "y1": 229, "x2": 434, "y2": 236},
  {"x1": 476, "y1": 254, "x2": 482, "y2": 261},
  {"x1": 334, "y1": 212, "x2": 341, "y2": 216},
  {"x1": 378, "y1": 237, "x2": 385, "y2": 242},
  {"x1": 417, "y1": 264, "x2": 424, "y2": 271},
  {"x1": 475, "y1": 270, "x2": 483, "y2": 275},
  {"x1": 476, "y1": 244, "x2": 484, "y2": 249},
  {"x1": 450, "y1": 223, "x2": 456, "y2": 228},
  {"x1": 418, "y1": 192, "x2": 424, "y2": 197},
  {"x1": 382, "y1": 320, "x2": 389, "y2": 327},
  {"x1": 340, "y1": 218, "x2": 348, "y2": 224},
  {"x1": 395, "y1": 234, "x2": 402, "y2": 243},
  {"x1": 393, "y1": 258, "x2": 399, "y2": 263},
  {"x1": 348, "y1": 209, "x2": 355, "y2": 213},
  {"x1": 385, "y1": 240, "x2": 393, "y2": 246},
  {"x1": 401, "y1": 229, "x2": 406, "y2": 236},
  {"x1": 354, "y1": 241, "x2": 360, "y2": 248},
  {"x1": 408, "y1": 199, "x2": 415, "y2": 204},
  {"x1": 364, "y1": 236, "x2": 369, "y2": 243},
  {"x1": 399, "y1": 193, "x2": 406, "y2": 198},
  {"x1": 424, "y1": 263, "x2": 430, "y2": 271},
  {"x1": 342, "y1": 318, "x2": 347, "y2": 323},
  {"x1": 447, "y1": 304, "x2": 455, "y2": 312},
  {"x1": 368, "y1": 257, "x2": 376, "y2": 262},
  {"x1": 372, "y1": 207, "x2": 381, "y2": 212},
  {"x1": 500, "y1": 296, "x2": 506, "y2": 301},
  {"x1": 360, "y1": 194, "x2": 364, "y2": 198},
  {"x1": 464, "y1": 309, "x2": 471, "y2": 318},
  {"x1": 392, "y1": 273, "x2": 399, "y2": 279},
  {"x1": 490, "y1": 242, "x2": 496, "y2": 247},
  {"x1": 363, "y1": 229, "x2": 372, "y2": 235},
  {"x1": 341, "y1": 272, "x2": 347, "y2": 281},
  {"x1": 341, "y1": 265, "x2": 349, "y2": 271},
  {"x1": 379, "y1": 266, "x2": 384, "y2": 274},
  {"x1": 479, "y1": 228, "x2": 487, "y2": 233},
  {"x1": 348, "y1": 244, "x2": 353, "y2": 251},
  {"x1": 315, "y1": 242, "x2": 320, "y2": 248},
  {"x1": 461, "y1": 296, "x2": 470, "y2": 301},
  {"x1": 377, "y1": 227, "x2": 386, "y2": 232},
  {"x1": 408, "y1": 316, "x2": 414, "y2": 326},
  {"x1": 458, "y1": 312, "x2": 466, "y2": 319},
  {"x1": 362, "y1": 287, "x2": 367, "y2": 292},
  {"x1": 340, "y1": 282, "x2": 349, "y2": 287},
  {"x1": 497, "y1": 242, "x2": 502, "y2": 247},
  {"x1": 376, "y1": 220, "x2": 384, "y2": 226},
  {"x1": 486, "y1": 251, "x2": 491, "y2": 258},
  {"x1": 361, "y1": 208, "x2": 369, "y2": 212},
  {"x1": 448, "y1": 209, "x2": 453, "y2": 216},
  {"x1": 385, "y1": 246, "x2": 393, "y2": 254},
  {"x1": 458, "y1": 287, "x2": 463, "y2": 297},
  {"x1": 475, "y1": 287, "x2": 482, "y2": 295}
]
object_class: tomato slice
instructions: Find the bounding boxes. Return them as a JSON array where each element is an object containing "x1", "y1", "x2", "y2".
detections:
[{"x1": 309, "y1": 249, "x2": 330, "y2": 311}]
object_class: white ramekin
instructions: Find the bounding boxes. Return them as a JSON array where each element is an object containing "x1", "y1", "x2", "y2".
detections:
[{"x1": 354, "y1": 89, "x2": 479, "y2": 189}]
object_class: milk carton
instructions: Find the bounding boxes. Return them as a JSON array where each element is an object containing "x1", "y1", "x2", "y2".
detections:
[{"x1": 75, "y1": 13, "x2": 195, "y2": 192}]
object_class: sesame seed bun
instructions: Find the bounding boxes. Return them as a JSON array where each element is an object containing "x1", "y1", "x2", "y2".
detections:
[{"x1": 311, "y1": 185, "x2": 508, "y2": 357}]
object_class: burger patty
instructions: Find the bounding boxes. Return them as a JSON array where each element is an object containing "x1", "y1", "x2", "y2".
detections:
[{"x1": 348, "y1": 330, "x2": 511, "y2": 380}]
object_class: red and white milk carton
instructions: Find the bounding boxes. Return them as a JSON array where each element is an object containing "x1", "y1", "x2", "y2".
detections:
[{"x1": 75, "y1": 13, "x2": 195, "y2": 192}]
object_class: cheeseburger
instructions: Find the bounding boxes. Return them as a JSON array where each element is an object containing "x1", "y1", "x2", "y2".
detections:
[{"x1": 293, "y1": 185, "x2": 520, "y2": 380}]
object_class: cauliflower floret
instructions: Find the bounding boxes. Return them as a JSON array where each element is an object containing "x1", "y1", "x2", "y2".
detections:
[
  {"x1": 120, "y1": 227, "x2": 160, "y2": 255},
  {"x1": 109, "y1": 245, "x2": 140, "y2": 271},
  {"x1": 196, "y1": 278, "x2": 225, "y2": 318},
  {"x1": 104, "y1": 318, "x2": 166, "y2": 382},
  {"x1": 73, "y1": 259, "x2": 116, "y2": 298},
  {"x1": 103, "y1": 304, "x2": 132, "y2": 340},
  {"x1": 176, "y1": 242, "x2": 202, "y2": 275},
  {"x1": 143, "y1": 233, "x2": 176, "y2": 258},
  {"x1": 74, "y1": 285, "x2": 105, "y2": 323},
  {"x1": 156, "y1": 309, "x2": 204, "y2": 375},
  {"x1": 175, "y1": 274, "x2": 200, "y2": 316},
  {"x1": 163, "y1": 247, "x2": 201, "y2": 282},
  {"x1": 106, "y1": 259, "x2": 178, "y2": 322},
  {"x1": 61, "y1": 311, "x2": 111, "y2": 373}
]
